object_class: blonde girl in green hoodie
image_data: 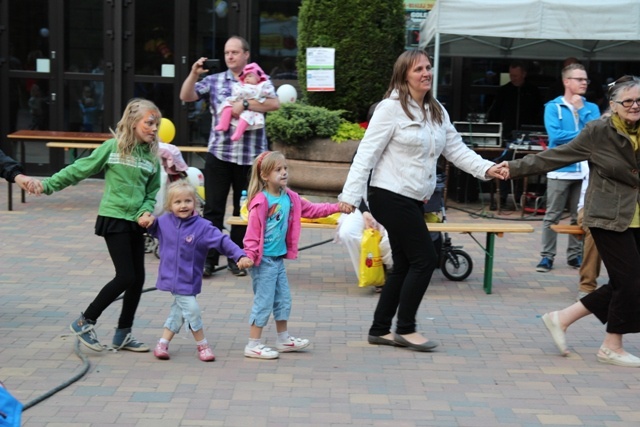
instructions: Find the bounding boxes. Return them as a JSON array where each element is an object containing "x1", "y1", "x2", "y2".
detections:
[{"x1": 30, "y1": 98, "x2": 162, "y2": 352}]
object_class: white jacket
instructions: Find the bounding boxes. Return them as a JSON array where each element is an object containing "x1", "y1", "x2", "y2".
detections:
[{"x1": 340, "y1": 93, "x2": 494, "y2": 206}]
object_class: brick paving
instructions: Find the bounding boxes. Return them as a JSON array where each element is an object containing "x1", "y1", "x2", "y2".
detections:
[{"x1": 2, "y1": 179, "x2": 639, "y2": 426}]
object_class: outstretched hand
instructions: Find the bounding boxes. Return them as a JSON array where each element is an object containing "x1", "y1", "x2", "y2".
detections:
[
  {"x1": 338, "y1": 202, "x2": 355, "y2": 214},
  {"x1": 493, "y1": 161, "x2": 511, "y2": 180},
  {"x1": 137, "y1": 212, "x2": 155, "y2": 228},
  {"x1": 15, "y1": 175, "x2": 44, "y2": 195},
  {"x1": 237, "y1": 256, "x2": 254, "y2": 270}
]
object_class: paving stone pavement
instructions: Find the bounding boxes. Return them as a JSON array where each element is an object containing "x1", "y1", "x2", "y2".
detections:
[{"x1": 2, "y1": 179, "x2": 639, "y2": 427}]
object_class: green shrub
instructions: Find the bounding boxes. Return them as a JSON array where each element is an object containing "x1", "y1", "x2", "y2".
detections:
[
  {"x1": 332, "y1": 121, "x2": 366, "y2": 143},
  {"x1": 266, "y1": 102, "x2": 365, "y2": 144},
  {"x1": 266, "y1": 103, "x2": 343, "y2": 145},
  {"x1": 297, "y1": 0, "x2": 405, "y2": 122}
]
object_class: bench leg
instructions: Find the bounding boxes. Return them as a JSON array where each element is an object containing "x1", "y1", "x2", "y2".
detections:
[
  {"x1": 7, "y1": 182, "x2": 12, "y2": 211},
  {"x1": 483, "y1": 232, "x2": 496, "y2": 294}
]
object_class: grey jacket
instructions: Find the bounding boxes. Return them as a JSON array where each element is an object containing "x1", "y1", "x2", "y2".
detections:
[{"x1": 509, "y1": 117, "x2": 640, "y2": 232}]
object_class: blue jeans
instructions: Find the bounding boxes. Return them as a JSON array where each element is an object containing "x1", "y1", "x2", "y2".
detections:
[
  {"x1": 163, "y1": 294, "x2": 203, "y2": 333},
  {"x1": 249, "y1": 256, "x2": 291, "y2": 327}
]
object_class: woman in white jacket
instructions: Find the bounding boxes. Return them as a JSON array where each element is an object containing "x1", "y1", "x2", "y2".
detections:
[{"x1": 339, "y1": 50, "x2": 504, "y2": 352}]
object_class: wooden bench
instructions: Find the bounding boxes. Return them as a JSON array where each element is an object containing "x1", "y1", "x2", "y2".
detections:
[
  {"x1": 45, "y1": 142, "x2": 208, "y2": 155},
  {"x1": 227, "y1": 216, "x2": 534, "y2": 294},
  {"x1": 551, "y1": 224, "x2": 585, "y2": 235}
]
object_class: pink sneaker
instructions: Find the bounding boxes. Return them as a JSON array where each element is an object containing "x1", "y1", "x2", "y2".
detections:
[
  {"x1": 154, "y1": 342, "x2": 169, "y2": 360},
  {"x1": 197, "y1": 344, "x2": 215, "y2": 362}
]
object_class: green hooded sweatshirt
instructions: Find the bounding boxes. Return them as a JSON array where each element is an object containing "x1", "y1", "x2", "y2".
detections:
[{"x1": 43, "y1": 138, "x2": 160, "y2": 221}]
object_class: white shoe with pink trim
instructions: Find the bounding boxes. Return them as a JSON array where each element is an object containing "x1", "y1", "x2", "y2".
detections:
[
  {"x1": 244, "y1": 344, "x2": 279, "y2": 359},
  {"x1": 275, "y1": 336, "x2": 310, "y2": 353}
]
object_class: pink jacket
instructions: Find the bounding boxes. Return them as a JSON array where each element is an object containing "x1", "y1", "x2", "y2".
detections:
[{"x1": 243, "y1": 188, "x2": 340, "y2": 266}]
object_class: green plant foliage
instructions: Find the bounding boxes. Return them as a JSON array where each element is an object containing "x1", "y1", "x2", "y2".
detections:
[
  {"x1": 266, "y1": 103, "x2": 344, "y2": 145},
  {"x1": 332, "y1": 121, "x2": 366, "y2": 143},
  {"x1": 297, "y1": 0, "x2": 405, "y2": 122}
]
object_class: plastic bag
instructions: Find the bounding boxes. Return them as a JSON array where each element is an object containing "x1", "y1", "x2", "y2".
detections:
[
  {"x1": 300, "y1": 212, "x2": 341, "y2": 224},
  {"x1": 0, "y1": 384, "x2": 22, "y2": 427},
  {"x1": 358, "y1": 228, "x2": 385, "y2": 287}
]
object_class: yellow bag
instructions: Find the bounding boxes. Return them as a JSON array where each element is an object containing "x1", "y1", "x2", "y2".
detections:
[
  {"x1": 301, "y1": 212, "x2": 341, "y2": 224},
  {"x1": 359, "y1": 228, "x2": 385, "y2": 288}
]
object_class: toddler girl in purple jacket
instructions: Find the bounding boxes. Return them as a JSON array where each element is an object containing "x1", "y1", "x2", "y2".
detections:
[{"x1": 147, "y1": 180, "x2": 253, "y2": 361}]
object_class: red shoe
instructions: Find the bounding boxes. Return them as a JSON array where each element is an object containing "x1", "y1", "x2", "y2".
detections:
[
  {"x1": 153, "y1": 342, "x2": 170, "y2": 360},
  {"x1": 197, "y1": 343, "x2": 215, "y2": 362}
]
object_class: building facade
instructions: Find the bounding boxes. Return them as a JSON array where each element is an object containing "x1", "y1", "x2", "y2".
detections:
[{"x1": 0, "y1": 0, "x2": 302, "y2": 173}]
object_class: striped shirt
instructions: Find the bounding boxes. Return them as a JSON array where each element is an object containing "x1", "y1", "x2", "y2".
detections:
[{"x1": 195, "y1": 70, "x2": 275, "y2": 165}]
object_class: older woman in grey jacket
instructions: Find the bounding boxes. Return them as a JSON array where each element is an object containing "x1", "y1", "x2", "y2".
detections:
[{"x1": 499, "y1": 75, "x2": 640, "y2": 368}]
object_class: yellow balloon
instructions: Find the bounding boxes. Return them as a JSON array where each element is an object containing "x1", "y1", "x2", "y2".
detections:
[{"x1": 158, "y1": 118, "x2": 176, "y2": 143}]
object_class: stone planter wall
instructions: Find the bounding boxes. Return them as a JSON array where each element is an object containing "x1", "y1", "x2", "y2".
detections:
[{"x1": 272, "y1": 139, "x2": 360, "y2": 197}]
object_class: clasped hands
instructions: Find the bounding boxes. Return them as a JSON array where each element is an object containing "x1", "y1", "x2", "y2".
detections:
[{"x1": 14, "y1": 175, "x2": 43, "y2": 195}]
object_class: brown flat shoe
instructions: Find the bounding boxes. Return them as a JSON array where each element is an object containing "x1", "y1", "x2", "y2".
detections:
[
  {"x1": 393, "y1": 333, "x2": 438, "y2": 352},
  {"x1": 368, "y1": 335, "x2": 400, "y2": 347}
]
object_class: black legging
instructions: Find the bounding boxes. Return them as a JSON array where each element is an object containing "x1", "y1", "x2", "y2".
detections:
[
  {"x1": 368, "y1": 186, "x2": 438, "y2": 336},
  {"x1": 203, "y1": 153, "x2": 250, "y2": 266},
  {"x1": 83, "y1": 231, "x2": 146, "y2": 329}
]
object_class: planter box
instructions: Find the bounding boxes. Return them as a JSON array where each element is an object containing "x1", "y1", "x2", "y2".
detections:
[{"x1": 272, "y1": 139, "x2": 360, "y2": 197}]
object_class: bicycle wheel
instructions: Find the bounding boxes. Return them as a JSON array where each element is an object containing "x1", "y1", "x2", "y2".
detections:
[{"x1": 441, "y1": 249, "x2": 473, "y2": 281}]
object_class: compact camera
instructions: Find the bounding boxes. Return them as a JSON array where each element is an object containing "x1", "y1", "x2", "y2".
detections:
[{"x1": 203, "y1": 59, "x2": 221, "y2": 73}]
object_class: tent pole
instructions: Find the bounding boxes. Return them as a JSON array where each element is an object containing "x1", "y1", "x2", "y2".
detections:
[{"x1": 433, "y1": 32, "x2": 440, "y2": 99}]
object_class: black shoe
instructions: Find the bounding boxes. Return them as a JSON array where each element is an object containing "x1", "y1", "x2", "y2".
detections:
[
  {"x1": 567, "y1": 255, "x2": 582, "y2": 269},
  {"x1": 203, "y1": 262, "x2": 214, "y2": 277},
  {"x1": 227, "y1": 259, "x2": 247, "y2": 276}
]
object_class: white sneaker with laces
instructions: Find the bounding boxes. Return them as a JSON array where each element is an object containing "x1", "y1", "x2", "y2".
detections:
[
  {"x1": 244, "y1": 344, "x2": 279, "y2": 359},
  {"x1": 275, "y1": 336, "x2": 310, "y2": 353}
]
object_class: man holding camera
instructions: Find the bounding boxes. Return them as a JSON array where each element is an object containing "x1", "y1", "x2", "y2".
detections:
[{"x1": 180, "y1": 36, "x2": 280, "y2": 277}]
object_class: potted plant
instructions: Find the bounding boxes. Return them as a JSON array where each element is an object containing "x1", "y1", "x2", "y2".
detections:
[{"x1": 266, "y1": 102, "x2": 365, "y2": 196}]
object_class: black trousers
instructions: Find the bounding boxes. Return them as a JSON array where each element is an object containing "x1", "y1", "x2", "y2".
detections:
[
  {"x1": 582, "y1": 227, "x2": 640, "y2": 334},
  {"x1": 84, "y1": 230, "x2": 145, "y2": 329},
  {"x1": 368, "y1": 187, "x2": 438, "y2": 336},
  {"x1": 203, "y1": 153, "x2": 250, "y2": 266}
]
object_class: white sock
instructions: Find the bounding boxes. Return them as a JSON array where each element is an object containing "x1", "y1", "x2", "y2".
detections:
[
  {"x1": 159, "y1": 338, "x2": 169, "y2": 345},
  {"x1": 277, "y1": 331, "x2": 289, "y2": 343},
  {"x1": 248, "y1": 338, "x2": 261, "y2": 348},
  {"x1": 196, "y1": 338, "x2": 208, "y2": 346}
]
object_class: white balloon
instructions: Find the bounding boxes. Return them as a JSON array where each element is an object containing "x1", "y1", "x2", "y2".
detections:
[
  {"x1": 185, "y1": 167, "x2": 205, "y2": 188},
  {"x1": 276, "y1": 84, "x2": 297, "y2": 104}
]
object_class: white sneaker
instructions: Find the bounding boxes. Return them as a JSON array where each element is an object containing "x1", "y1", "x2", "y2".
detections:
[
  {"x1": 244, "y1": 344, "x2": 279, "y2": 359},
  {"x1": 275, "y1": 336, "x2": 310, "y2": 353}
]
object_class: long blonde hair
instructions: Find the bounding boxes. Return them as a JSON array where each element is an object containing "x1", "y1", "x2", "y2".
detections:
[
  {"x1": 112, "y1": 98, "x2": 161, "y2": 156},
  {"x1": 246, "y1": 151, "x2": 286, "y2": 204},
  {"x1": 384, "y1": 49, "x2": 443, "y2": 125}
]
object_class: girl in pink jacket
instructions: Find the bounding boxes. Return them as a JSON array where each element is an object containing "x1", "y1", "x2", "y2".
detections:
[{"x1": 242, "y1": 151, "x2": 349, "y2": 359}]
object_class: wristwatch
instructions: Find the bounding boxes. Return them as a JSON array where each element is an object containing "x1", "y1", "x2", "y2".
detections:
[{"x1": 242, "y1": 100, "x2": 250, "y2": 110}]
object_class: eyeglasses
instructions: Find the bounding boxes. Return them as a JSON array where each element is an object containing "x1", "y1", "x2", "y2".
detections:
[
  {"x1": 614, "y1": 98, "x2": 640, "y2": 108},
  {"x1": 609, "y1": 75, "x2": 635, "y2": 88},
  {"x1": 567, "y1": 77, "x2": 590, "y2": 84}
]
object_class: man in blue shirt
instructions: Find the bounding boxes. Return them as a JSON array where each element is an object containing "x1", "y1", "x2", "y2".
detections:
[{"x1": 536, "y1": 63, "x2": 600, "y2": 273}]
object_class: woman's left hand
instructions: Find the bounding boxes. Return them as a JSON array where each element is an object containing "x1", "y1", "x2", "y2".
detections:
[{"x1": 362, "y1": 211, "x2": 379, "y2": 230}]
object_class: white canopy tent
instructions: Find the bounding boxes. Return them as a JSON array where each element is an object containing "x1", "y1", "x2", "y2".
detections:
[{"x1": 420, "y1": 0, "x2": 640, "y2": 96}]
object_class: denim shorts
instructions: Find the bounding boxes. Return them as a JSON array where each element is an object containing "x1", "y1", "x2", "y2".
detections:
[
  {"x1": 163, "y1": 294, "x2": 203, "y2": 333},
  {"x1": 249, "y1": 256, "x2": 291, "y2": 327}
]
